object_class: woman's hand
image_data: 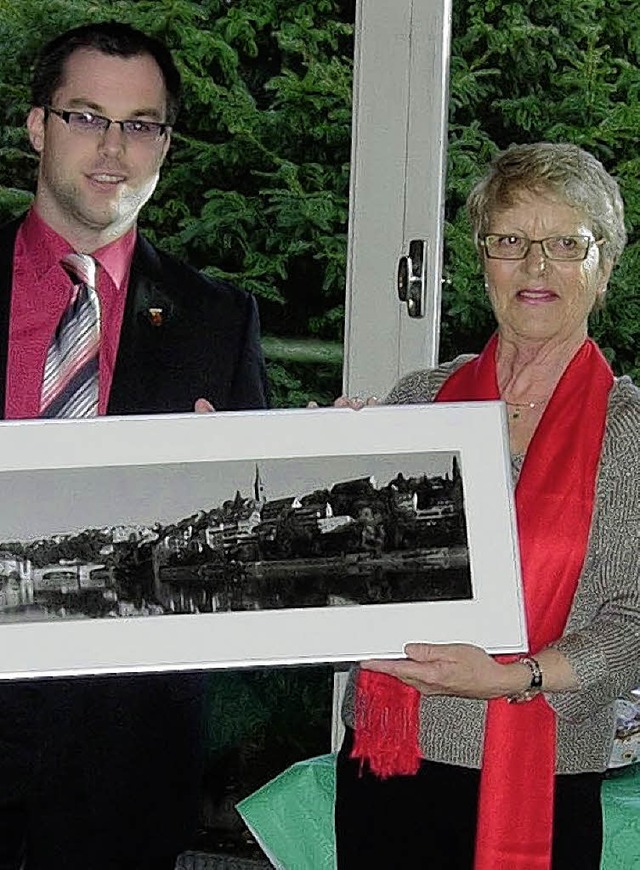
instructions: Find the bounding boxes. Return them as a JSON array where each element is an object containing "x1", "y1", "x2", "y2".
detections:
[
  {"x1": 333, "y1": 394, "x2": 380, "y2": 408},
  {"x1": 362, "y1": 642, "x2": 530, "y2": 701},
  {"x1": 307, "y1": 395, "x2": 380, "y2": 409},
  {"x1": 363, "y1": 642, "x2": 579, "y2": 700}
]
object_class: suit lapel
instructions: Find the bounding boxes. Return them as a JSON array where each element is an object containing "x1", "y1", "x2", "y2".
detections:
[{"x1": 108, "y1": 235, "x2": 179, "y2": 415}]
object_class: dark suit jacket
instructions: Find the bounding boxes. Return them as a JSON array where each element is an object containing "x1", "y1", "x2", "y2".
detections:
[{"x1": 0, "y1": 218, "x2": 268, "y2": 869}]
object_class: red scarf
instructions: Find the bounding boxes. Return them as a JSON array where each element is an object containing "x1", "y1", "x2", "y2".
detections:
[{"x1": 352, "y1": 335, "x2": 613, "y2": 869}]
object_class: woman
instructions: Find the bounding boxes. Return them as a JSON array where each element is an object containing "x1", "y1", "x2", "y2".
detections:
[{"x1": 335, "y1": 142, "x2": 640, "y2": 870}]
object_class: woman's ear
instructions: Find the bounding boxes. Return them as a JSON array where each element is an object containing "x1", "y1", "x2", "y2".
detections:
[{"x1": 597, "y1": 259, "x2": 613, "y2": 296}]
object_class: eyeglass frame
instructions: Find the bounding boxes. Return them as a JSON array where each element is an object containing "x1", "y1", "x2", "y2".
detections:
[
  {"x1": 43, "y1": 106, "x2": 172, "y2": 142},
  {"x1": 478, "y1": 233, "x2": 603, "y2": 261}
]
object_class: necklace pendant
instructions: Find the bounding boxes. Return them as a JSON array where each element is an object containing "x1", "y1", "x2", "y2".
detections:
[{"x1": 511, "y1": 409, "x2": 520, "y2": 420}]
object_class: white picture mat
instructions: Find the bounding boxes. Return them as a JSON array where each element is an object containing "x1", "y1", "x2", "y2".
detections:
[{"x1": 0, "y1": 403, "x2": 527, "y2": 678}]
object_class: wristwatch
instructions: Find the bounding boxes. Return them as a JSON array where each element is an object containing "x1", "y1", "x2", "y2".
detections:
[{"x1": 507, "y1": 655, "x2": 543, "y2": 704}]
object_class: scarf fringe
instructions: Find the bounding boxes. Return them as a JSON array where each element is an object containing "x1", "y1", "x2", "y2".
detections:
[{"x1": 350, "y1": 669, "x2": 421, "y2": 778}]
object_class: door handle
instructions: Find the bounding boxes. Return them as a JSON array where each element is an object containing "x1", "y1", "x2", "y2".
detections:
[{"x1": 397, "y1": 239, "x2": 427, "y2": 318}]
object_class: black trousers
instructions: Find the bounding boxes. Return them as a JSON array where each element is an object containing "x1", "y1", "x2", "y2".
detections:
[
  {"x1": 0, "y1": 671, "x2": 205, "y2": 870},
  {"x1": 335, "y1": 728, "x2": 604, "y2": 870}
]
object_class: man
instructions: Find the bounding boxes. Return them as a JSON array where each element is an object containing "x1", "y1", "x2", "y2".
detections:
[{"x1": 0, "y1": 21, "x2": 267, "y2": 869}]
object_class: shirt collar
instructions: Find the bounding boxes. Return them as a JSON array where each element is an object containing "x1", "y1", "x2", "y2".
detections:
[
  {"x1": 19, "y1": 208, "x2": 74, "y2": 277},
  {"x1": 93, "y1": 226, "x2": 137, "y2": 292},
  {"x1": 20, "y1": 207, "x2": 137, "y2": 292}
]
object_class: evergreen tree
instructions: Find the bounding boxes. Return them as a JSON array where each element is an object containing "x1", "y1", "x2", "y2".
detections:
[{"x1": 0, "y1": 0, "x2": 638, "y2": 389}]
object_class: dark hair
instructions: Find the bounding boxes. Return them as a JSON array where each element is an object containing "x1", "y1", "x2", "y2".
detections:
[{"x1": 31, "y1": 21, "x2": 181, "y2": 124}]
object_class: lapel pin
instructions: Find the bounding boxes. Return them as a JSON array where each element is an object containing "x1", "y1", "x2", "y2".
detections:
[{"x1": 147, "y1": 307, "x2": 164, "y2": 327}]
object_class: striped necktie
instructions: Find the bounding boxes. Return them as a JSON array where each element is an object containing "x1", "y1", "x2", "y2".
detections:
[{"x1": 40, "y1": 253, "x2": 101, "y2": 418}]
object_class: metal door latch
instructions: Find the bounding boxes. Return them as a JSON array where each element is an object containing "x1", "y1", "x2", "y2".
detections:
[{"x1": 397, "y1": 239, "x2": 427, "y2": 318}]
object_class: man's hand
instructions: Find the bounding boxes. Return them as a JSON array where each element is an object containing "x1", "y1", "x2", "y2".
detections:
[
  {"x1": 361, "y1": 643, "x2": 528, "y2": 701},
  {"x1": 194, "y1": 398, "x2": 215, "y2": 413}
]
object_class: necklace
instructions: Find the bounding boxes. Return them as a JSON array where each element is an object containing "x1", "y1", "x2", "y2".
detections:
[{"x1": 504, "y1": 398, "x2": 549, "y2": 420}]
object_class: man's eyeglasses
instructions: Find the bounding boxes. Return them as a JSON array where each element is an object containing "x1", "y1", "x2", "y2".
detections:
[
  {"x1": 44, "y1": 106, "x2": 171, "y2": 143},
  {"x1": 479, "y1": 234, "x2": 602, "y2": 261}
]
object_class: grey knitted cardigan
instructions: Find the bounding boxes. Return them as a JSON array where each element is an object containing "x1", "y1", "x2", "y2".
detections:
[{"x1": 342, "y1": 358, "x2": 640, "y2": 774}]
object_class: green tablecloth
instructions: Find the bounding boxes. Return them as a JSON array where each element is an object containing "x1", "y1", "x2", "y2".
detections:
[
  {"x1": 602, "y1": 765, "x2": 640, "y2": 869},
  {"x1": 238, "y1": 756, "x2": 640, "y2": 870},
  {"x1": 237, "y1": 755, "x2": 337, "y2": 870}
]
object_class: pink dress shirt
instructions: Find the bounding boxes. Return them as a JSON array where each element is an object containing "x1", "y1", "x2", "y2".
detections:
[{"x1": 5, "y1": 209, "x2": 135, "y2": 419}]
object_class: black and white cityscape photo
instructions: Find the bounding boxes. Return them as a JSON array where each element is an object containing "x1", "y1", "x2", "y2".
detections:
[{"x1": 0, "y1": 450, "x2": 471, "y2": 625}]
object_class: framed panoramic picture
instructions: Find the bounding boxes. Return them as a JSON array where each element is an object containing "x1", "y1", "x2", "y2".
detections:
[{"x1": 0, "y1": 403, "x2": 526, "y2": 679}]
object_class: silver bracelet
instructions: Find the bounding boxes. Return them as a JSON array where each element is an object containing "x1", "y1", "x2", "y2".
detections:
[{"x1": 506, "y1": 655, "x2": 543, "y2": 704}]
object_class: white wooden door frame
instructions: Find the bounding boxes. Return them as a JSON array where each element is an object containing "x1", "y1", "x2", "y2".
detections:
[
  {"x1": 342, "y1": 0, "x2": 451, "y2": 401},
  {"x1": 333, "y1": 0, "x2": 452, "y2": 750}
]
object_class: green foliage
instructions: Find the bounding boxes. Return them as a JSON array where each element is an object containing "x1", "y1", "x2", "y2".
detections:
[
  {"x1": 266, "y1": 358, "x2": 341, "y2": 407},
  {"x1": 1, "y1": 0, "x2": 639, "y2": 396},
  {"x1": 444, "y1": 0, "x2": 640, "y2": 380},
  {"x1": 202, "y1": 666, "x2": 333, "y2": 807},
  {"x1": 203, "y1": 667, "x2": 332, "y2": 760},
  {"x1": 0, "y1": 186, "x2": 33, "y2": 220}
]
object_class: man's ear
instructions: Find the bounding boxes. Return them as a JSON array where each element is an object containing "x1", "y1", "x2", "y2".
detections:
[
  {"x1": 27, "y1": 106, "x2": 46, "y2": 154},
  {"x1": 159, "y1": 130, "x2": 171, "y2": 164}
]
